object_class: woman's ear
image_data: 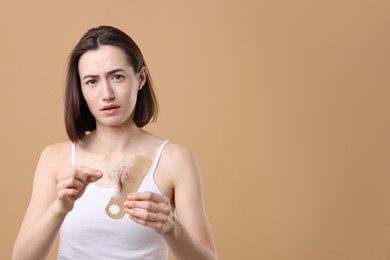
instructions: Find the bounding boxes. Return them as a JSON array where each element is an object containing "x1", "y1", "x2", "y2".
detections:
[{"x1": 138, "y1": 66, "x2": 147, "y2": 90}]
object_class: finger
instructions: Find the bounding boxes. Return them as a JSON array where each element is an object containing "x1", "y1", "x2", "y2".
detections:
[
  {"x1": 60, "y1": 167, "x2": 102, "y2": 184},
  {"x1": 126, "y1": 208, "x2": 169, "y2": 223},
  {"x1": 71, "y1": 169, "x2": 102, "y2": 190},
  {"x1": 78, "y1": 167, "x2": 103, "y2": 183},
  {"x1": 75, "y1": 166, "x2": 103, "y2": 180},
  {"x1": 57, "y1": 188, "x2": 79, "y2": 200},
  {"x1": 124, "y1": 201, "x2": 170, "y2": 215},
  {"x1": 86, "y1": 173, "x2": 103, "y2": 183},
  {"x1": 127, "y1": 192, "x2": 167, "y2": 203},
  {"x1": 127, "y1": 212, "x2": 168, "y2": 233},
  {"x1": 57, "y1": 167, "x2": 93, "y2": 183},
  {"x1": 57, "y1": 177, "x2": 85, "y2": 190}
]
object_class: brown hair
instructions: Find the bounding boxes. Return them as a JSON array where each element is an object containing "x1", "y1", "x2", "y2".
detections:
[{"x1": 64, "y1": 25, "x2": 158, "y2": 142}]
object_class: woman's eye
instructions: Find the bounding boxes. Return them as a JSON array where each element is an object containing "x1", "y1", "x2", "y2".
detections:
[
  {"x1": 113, "y1": 74, "x2": 124, "y2": 81},
  {"x1": 86, "y1": 79, "x2": 96, "y2": 85}
]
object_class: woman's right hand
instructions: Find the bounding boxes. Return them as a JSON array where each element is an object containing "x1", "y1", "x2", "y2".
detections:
[{"x1": 56, "y1": 166, "x2": 102, "y2": 213}]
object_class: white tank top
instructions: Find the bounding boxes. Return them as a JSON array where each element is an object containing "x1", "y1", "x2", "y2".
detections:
[{"x1": 58, "y1": 141, "x2": 169, "y2": 260}]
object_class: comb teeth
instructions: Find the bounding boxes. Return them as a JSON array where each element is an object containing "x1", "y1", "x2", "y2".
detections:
[{"x1": 105, "y1": 155, "x2": 152, "y2": 219}]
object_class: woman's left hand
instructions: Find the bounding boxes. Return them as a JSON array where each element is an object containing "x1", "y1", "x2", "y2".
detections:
[{"x1": 124, "y1": 192, "x2": 175, "y2": 234}]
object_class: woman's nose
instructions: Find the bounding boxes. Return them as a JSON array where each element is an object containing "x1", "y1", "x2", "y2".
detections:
[{"x1": 102, "y1": 81, "x2": 115, "y2": 101}]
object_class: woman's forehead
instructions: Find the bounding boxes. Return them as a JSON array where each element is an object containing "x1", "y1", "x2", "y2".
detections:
[{"x1": 78, "y1": 45, "x2": 132, "y2": 76}]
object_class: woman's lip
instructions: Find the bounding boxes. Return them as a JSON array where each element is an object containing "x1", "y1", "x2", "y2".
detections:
[
  {"x1": 100, "y1": 106, "x2": 120, "y2": 115},
  {"x1": 101, "y1": 105, "x2": 120, "y2": 111}
]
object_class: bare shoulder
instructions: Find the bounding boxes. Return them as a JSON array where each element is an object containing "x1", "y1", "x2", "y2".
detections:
[
  {"x1": 158, "y1": 142, "x2": 200, "y2": 184},
  {"x1": 43, "y1": 141, "x2": 71, "y2": 153},
  {"x1": 37, "y1": 141, "x2": 73, "y2": 174},
  {"x1": 162, "y1": 142, "x2": 198, "y2": 167}
]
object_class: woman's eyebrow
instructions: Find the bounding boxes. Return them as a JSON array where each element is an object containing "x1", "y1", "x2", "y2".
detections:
[
  {"x1": 81, "y1": 68, "x2": 126, "y2": 80},
  {"x1": 108, "y1": 68, "x2": 126, "y2": 75},
  {"x1": 82, "y1": 74, "x2": 97, "y2": 80}
]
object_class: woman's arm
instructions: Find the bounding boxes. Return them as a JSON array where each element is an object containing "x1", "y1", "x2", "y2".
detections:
[
  {"x1": 125, "y1": 144, "x2": 218, "y2": 260},
  {"x1": 12, "y1": 143, "x2": 102, "y2": 260}
]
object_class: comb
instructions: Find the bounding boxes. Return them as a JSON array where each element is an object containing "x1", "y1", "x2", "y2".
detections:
[{"x1": 105, "y1": 154, "x2": 152, "y2": 219}]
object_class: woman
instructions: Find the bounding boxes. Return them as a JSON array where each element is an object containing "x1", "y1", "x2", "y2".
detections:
[{"x1": 13, "y1": 25, "x2": 217, "y2": 260}]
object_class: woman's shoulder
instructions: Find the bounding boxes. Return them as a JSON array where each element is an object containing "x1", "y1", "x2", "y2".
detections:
[
  {"x1": 39, "y1": 141, "x2": 73, "y2": 166},
  {"x1": 144, "y1": 132, "x2": 194, "y2": 160},
  {"x1": 161, "y1": 141, "x2": 199, "y2": 172},
  {"x1": 164, "y1": 142, "x2": 194, "y2": 158},
  {"x1": 42, "y1": 140, "x2": 72, "y2": 153}
]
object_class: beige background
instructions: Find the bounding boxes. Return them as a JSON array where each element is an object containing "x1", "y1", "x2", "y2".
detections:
[{"x1": 1, "y1": 0, "x2": 389, "y2": 259}]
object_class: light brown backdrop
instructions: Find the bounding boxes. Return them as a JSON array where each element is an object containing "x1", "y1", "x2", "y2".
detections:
[{"x1": 1, "y1": 1, "x2": 389, "y2": 259}]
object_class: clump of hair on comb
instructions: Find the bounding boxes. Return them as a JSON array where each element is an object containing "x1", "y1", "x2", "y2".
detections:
[{"x1": 108, "y1": 163, "x2": 128, "y2": 191}]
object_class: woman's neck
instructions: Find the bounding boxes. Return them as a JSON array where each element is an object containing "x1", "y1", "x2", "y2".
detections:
[{"x1": 87, "y1": 121, "x2": 144, "y2": 154}]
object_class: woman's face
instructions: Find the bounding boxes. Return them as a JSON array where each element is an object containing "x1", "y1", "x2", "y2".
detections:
[{"x1": 78, "y1": 45, "x2": 145, "y2": 128}]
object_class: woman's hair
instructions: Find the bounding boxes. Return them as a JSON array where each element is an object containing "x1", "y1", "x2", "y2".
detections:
[{"x1": 64, "y1": 25, "x2": 158, "y2": 142}]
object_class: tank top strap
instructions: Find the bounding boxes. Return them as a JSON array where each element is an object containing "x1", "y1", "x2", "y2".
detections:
[
  {"x1": 149, "y1": 140, "x2": 169, "y2": 177},
  {"x1": 71, "y1": 142, "x2": 76, "y2": 167}
]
